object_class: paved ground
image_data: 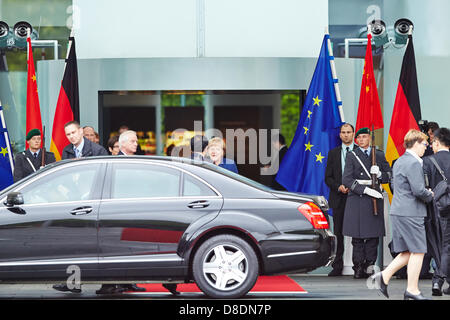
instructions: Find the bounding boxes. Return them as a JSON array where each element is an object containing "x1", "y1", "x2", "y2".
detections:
[{"x1": 0, "y1": 274, "x2": 448, "y2": 300}]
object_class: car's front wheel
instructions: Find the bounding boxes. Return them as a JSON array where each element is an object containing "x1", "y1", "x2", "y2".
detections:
[{"x1": 192, "y1": 234, "x2": 259, "y2": 299}]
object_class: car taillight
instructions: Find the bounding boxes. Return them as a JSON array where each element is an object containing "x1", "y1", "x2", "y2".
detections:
[{"x1": 298, "y1": 202, "x2": 329, "y2": 229}]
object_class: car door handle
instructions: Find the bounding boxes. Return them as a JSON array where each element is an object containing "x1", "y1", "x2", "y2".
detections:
[
  {"x1": 70, "y1": 206, "x2": 93, "y2": 215},
  {"x1": 187, "y1": 201, "x2": 210, "y2": 209}
]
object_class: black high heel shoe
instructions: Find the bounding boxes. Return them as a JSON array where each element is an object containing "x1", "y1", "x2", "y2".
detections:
[
  {"x1": 372, "y1": 272, "x2": 389, "y2": 298},
  {"x1": 404, "y1": 290, "x2": 430, "y2": 300}
]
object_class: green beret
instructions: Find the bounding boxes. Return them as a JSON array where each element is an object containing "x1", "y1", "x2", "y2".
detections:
[
  {"x1": 355, "y1": 127, "x2": 370, "y2": 137},
  {"x1": 26, "y1": 128, "x2": 41, "y2": 141}
]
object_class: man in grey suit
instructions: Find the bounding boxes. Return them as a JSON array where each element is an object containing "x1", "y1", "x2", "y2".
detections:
[
  {"x1": 423, "y1": 127, "x2": 450, "y2": 295},
  {"x1": 342, "y1": 127, "x2": 392, "y2": 278}
]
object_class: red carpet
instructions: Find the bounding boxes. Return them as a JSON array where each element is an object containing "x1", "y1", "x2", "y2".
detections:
[{"x1": 132, "y1": 275, "x2": 306, "y2": 295}]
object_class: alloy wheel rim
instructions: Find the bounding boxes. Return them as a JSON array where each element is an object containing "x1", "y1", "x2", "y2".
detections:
[{"x1": 202, "y1": 243, "x2": 248, "y2": 291}]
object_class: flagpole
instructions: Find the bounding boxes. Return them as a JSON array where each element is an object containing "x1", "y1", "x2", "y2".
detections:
[
  {"x1": 26, "y1": 28, "x2": 30, "y2": 60},
  {"x1": 325, "y1": 27, "x2": 345, "y2": 123},
  {"x1": 62, "y1": 28, "x2": 74, "y2": 74},
  {"x1": 366, "y1": 24, "x2": 379, "y2": 216}
]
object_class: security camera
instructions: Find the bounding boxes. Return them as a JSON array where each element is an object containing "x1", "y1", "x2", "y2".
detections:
[
  {"x1": 369, "y1": 20, "x2": 389, "y2": 48},
  {"x1": 0, "y1": 21, "x2": 10, "y2": 48},
  {"x1": 13, "y1": 21, "x2": 32, "y2": 48},
  {"x1": 13, "y1": 21, "x2": 31, "y2": 38},
  {"x1": 0, "y1": 21, "x2": 9, "y2": 38},
  {"x1": 394, "y1": 19, "x2": 413, "y2": 45}
]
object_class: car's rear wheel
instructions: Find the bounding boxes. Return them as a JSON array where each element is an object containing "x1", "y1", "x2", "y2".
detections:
[{"x1": 192, "y1": 234, "x2": 259, "y2": 299}]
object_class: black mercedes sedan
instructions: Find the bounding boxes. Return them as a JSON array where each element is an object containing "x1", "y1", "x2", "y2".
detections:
[{"x1": 0, "y1": 156, "x2": 335, "y2": 298}]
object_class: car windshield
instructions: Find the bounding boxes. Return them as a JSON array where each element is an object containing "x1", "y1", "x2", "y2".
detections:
[{"x1": 197, "y1": 161, "x2": 275, "y2": 192}]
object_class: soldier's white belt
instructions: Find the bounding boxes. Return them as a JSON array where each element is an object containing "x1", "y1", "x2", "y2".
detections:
[{"x1": 356, "y1": 179, "x2": 372, "y2": 185}]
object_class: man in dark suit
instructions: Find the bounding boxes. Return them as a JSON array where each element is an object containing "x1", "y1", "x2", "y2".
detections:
[
  {"x1": 190, "y1": 135, "x2": 210, "y2": 161},
  {"x1": 265, "y1": 133, "x2": 289, "y2": 190},
  {"x1": 325, "y1": 123, "x2": 356, "y2": 276},
  {"x1": 118, "y1": 124, "x2": 145, "y2": 155},
  {"x1": 118, "y1": 130, "x2": 138, "y2": 156},
  {"x1": 423, "y1": 122, "x2": 439, "y2": 157},
  {"x1": 342, "y1": 127, "x2": 392, "y2": 278},
  {"x1": 13, "y1": 129, "x2": 56, "y2": 182},
  {"x1": 423, "y1": 127, "x2": 450, "y2": 296},
  {"x1": 53, "y1": 121, "x2": 108, "y2": 294},
  {"x1": 95, "y1": 129, "x2": 146, "y2": 294},
  {"x1": 83, "y1": 125, "x2": 97, "y2": 142},
  {"x1": 62, "y1": 121, "x2": 108, "y2": 159}
]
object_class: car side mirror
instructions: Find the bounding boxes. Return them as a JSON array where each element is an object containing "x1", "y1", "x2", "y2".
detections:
[{"x1": 4, "y1": 192, "x2": 24, "y2": 207}]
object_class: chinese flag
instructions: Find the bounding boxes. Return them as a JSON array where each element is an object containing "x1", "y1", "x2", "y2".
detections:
[
  {"x1": 355, "y1": 33, "x2": 384, "y2": 133},
  {"x1": 386, "y1": 35, "x2": 421, "y2": 166},
  {"x1": 26, "y1": 37, "x2": 43, "y2": 148},
  {"x1": 50, "y1": 36, "x2": 79, "y2": 161}
]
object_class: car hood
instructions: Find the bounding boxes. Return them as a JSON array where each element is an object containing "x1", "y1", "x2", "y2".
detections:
[{"x1": 270, "y1": 190, "x2": 330, "y2": 212}]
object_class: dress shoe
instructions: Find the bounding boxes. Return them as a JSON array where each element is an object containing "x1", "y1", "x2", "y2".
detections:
[
  {"x1": 96, "y1": 284, "x2": 121, "y2": 294},
  {"x1": 364, "y1": 262, "x2": 376, "y2": 276},
  {"x1": 328, "y1": 268, "x2": 343, "y2": 277},
  {"x1": 372, "y1": 272, "x2": 389, "y2": 298},
  {"x1": 124, "y1": 284, "x2": 146, "y2": 292},
  {"x1": 52, "y1": 283, "x2": 81, "y2": 293},
  {"x1": 404, "y1": 290, "x2": 430, "y2": 300},
  {"x1": 162, "y1": 283, "x2": 180, "y2": 295},
  {"x1": 432, "y1": 282, "x2": 443, "y2": 296},
  {"x1": 443, "y1": 286, "x2": 450, "y2": 295},
  {"x1": 354, "y1": 267, "x2": 369, "y2": 279}
]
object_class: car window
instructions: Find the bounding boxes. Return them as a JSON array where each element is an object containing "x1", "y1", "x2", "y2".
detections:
[
  {"x1": 111, "y1": 164, "x2": 180, "y2": 199},
  {"x1": 20, "y1": 164, "x2": 100, "y2": 205},
  {"x1": 183, "y1": 174, "x2": 216, "y2": 197},
  {"x1": 199, "y1": 162, "x2": 274, "y2": 191}
]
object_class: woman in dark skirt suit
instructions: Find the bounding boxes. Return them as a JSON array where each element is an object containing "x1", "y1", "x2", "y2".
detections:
[{"x1": 372, "y1": 129, "x2": 434, "y2": 300}]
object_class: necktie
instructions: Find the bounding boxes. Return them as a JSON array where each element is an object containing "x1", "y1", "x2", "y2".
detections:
[
  {"x1": 344, "y1": 146, "x2": 350, "y2": 163},
  {"x1": 342, "y1": 147, "x2": 350, "y2": 177},
  {"x1": 33, "y1": 153, "x2": 37, "y2": 159},
  {"x1": 365, "y1": 150, "x2": 369, "y2": 157}
]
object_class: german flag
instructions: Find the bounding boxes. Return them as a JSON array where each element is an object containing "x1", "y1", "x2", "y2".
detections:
[
  {"x1": 386, "y1": 35, "x2": 421, "y2": 166},
  {"x1": 385, "y1": 35, "x2": 421, "y2": 202},
  {"x1": 50, "y1": 36, "x2": 79, "y2": 160}
]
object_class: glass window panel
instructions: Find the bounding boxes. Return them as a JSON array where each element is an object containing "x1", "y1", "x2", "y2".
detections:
[
  {"x1": 183, "y1": 174, "x2": 216, "y2": 197},
  {"x1": 21, "y1": 164, "x2": 100, "y2": 204},
  {"x1": 112, "y1": 164, "x2": 180, "y2": 199}
]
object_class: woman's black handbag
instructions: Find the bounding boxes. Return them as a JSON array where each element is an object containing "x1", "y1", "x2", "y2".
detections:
[{"x1": 429, "y1": 157, "x2": 450, "y2": 214}]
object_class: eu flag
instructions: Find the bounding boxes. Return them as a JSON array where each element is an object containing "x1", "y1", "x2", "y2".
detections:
[
  {"x1": 0, "y1": 104, "x2": 14, "y2": 190},
  {"x1": 276, "y1": 35, "x2": 343, "y2": 198}
]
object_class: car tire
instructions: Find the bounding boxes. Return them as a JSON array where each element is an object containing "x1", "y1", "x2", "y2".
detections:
[{"x1": 192, "y1": 234, "x2": 259, "y2": 299}]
